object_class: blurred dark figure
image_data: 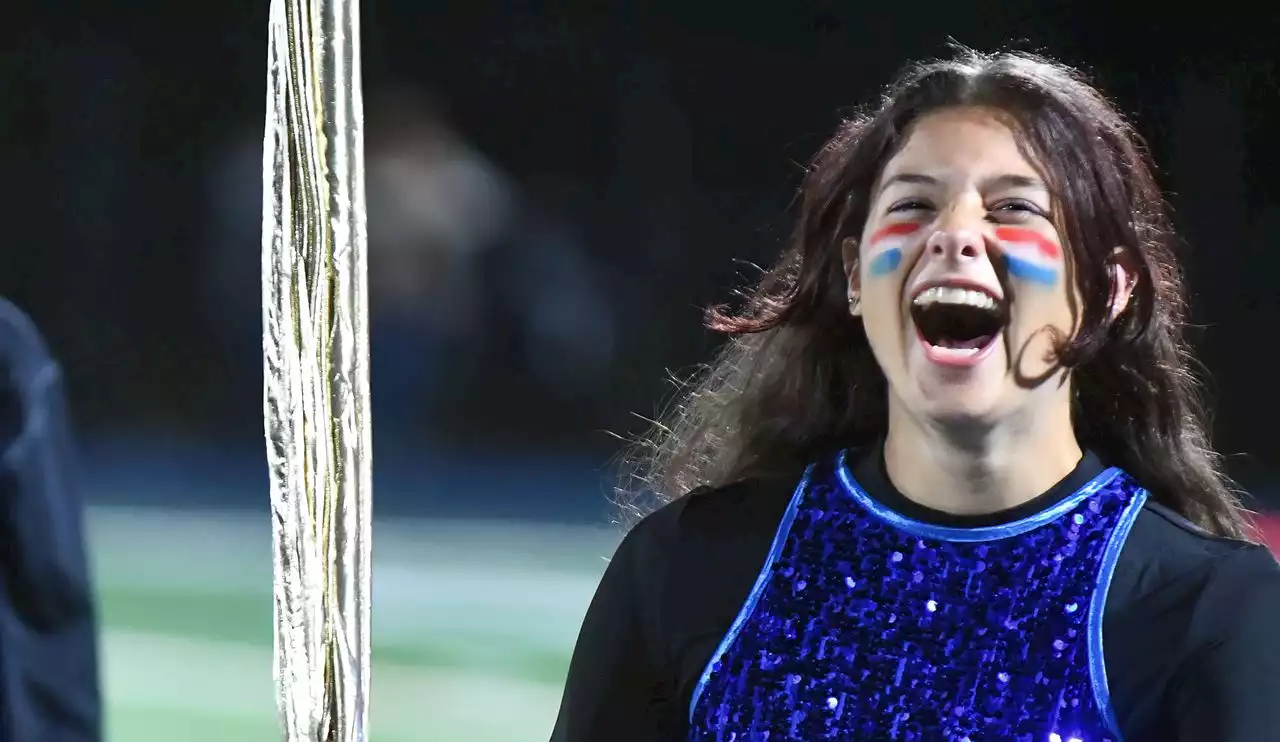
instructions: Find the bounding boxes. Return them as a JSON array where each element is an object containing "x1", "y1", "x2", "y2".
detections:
[
  {"x1": 364, "y1": 87, "x2": 514, "y2": 437},
  {"x1": 202, "y1": 85, "x2": 619, "y2": 448},
  {"x1": 0, "y1": 299, "x2": 99, "y2": 741}
]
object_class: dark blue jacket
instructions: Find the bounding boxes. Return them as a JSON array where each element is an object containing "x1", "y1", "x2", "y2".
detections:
[{"x1": 0, "y1": 299, "x2": 100, "y2": 741}]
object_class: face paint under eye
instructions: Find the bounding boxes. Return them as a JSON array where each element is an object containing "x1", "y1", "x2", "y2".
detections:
[
  {"x1": 994, "y1": 226, "x2": 1061, "y2": 286},
  {"x1": 865, "y1": 222, "x2": 920, "y2": 277}
]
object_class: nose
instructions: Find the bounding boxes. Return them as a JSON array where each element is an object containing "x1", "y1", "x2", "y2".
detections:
[{"x1": 925, "y1": 227, "x2": 984, "y2": 262}]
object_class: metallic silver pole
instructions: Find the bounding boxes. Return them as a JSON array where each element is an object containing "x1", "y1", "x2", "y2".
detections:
[{"x1": 262, "y1": 0, "x2": 371, "y2": 739}]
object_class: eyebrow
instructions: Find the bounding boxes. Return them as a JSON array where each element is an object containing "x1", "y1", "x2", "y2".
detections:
[
  {"x1": 982, "y1": 174, "x2": 1047, "y2": 191},
  {"x1": 877, "y1": 172, "x2": 1048, "y2": 197},
  {"x1": 877, "y1": 173, "x2": 940, "y2": 194}
]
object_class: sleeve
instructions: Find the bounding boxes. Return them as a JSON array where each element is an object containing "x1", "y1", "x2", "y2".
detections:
[
  {"x1": 0, "y1": 300, "x2": 100, "y2": 741},
  {"x1": 1171, "y1": 543, "x2": 1280, "y2": 741},
  {"x1": 549, "y1": 508, "x2": 682, "y2": 742}
]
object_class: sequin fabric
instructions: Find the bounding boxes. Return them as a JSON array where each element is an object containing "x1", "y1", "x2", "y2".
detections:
[{"x1": 689, "y1": 455, "x2": 1146, "y2": 742}]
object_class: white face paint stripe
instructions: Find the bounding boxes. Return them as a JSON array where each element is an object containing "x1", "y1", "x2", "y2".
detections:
[
  {"x1": 866, "y1": 223, "x2": 921, "y2": 276},
  {"x1": 995, "y1": 227, "x2": 1061, "y2": 286}
]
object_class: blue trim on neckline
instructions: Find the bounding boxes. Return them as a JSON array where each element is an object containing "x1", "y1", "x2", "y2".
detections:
[
  {"x1": 834, "y1": 449, "x2": 1125, "y2": 543},
  {"x1": 687, "y1": 465, "x2": 814, "y2": 723},
  {"x1": 1088, "y1": 485, "x2": 1147, "y2": 741}
]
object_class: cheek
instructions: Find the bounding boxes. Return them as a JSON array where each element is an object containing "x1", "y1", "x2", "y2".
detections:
[
  {"x1": 1006, "y1": 256, "x2": 1059, "y2": 286},
  {"x1": 858, "y1": 283, "x2": 908, "y2": 363},
  {"x1": 865, "y1": 247, "x2": 903, "y2": 278},
  {"x1": 1008, "y1": 285, "x2": 1078, "y2": 367},
  {"x1": 1019, "y1": 288, "x2": 1075, "y2": 328},
  {"x1": 860, "y1": 283, "x2": 900, "y2": 320},
  {"x1": 994, "y1": 227, "x2": 1062, "y2": 288},
  {"x1": 862, "y1": 223, "x2": 920, "y2": 280}
]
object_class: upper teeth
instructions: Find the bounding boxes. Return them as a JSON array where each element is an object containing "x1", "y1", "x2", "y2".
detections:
[{"x1": 912, "y1": 286, "x2": 999, "y2": 310}]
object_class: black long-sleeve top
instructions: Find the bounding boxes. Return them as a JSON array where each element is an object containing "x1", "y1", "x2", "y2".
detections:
[{"x1": 552, "y1": 445, "x2": 1280, "y2": 741}]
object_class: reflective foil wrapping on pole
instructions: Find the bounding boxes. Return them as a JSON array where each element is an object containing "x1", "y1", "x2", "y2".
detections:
[{"x1": 262, "y1": 0, "x2": 371, "y2": 740}]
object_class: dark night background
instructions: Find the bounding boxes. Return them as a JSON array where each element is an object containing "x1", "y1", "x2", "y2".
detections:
[
  {"x1": 3, "y1": 3, "x2": 1280, "y2": 739},
  {"x1": 2, "y1": 4, "x2": 1277, "y2": 513}
]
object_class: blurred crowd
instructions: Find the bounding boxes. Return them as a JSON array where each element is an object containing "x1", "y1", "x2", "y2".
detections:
[
  {"x1": 2, "y1": 9, "x2": 1277, "y2": 505},
  {"x1": 203, "y1": 87, "x2": 622, "y2": 448}
]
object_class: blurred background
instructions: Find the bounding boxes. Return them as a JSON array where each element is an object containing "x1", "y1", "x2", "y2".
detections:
[{"x1": 3, "y1": 3, "x2": 1279, "y2": 740}]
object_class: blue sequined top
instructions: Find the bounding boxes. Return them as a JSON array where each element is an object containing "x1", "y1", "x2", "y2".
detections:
[{"x1": 688, "y1": 451, "x2": 1149, "y2": 742}]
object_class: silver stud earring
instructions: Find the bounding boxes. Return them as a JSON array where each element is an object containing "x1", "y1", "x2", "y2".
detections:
[{"x1": 847, "y1": 287, "x2": 862, "y2": 316}]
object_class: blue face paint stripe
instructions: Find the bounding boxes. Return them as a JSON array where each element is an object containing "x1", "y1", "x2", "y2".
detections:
[
  {"x1": 867, "y1": 247, "x2": 903, "y2": 276},
  {"x1": 1006, "y1": 254, "x2": 1058, "y2": 285}
]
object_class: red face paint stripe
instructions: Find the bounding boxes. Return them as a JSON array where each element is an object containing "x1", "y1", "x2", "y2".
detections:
[
  {"x1": 869, "y1": 222, "x2": 921, "y2": 244},
  {"x1": 994, "y1": 226, "x2": 1060, "y2": 260}
]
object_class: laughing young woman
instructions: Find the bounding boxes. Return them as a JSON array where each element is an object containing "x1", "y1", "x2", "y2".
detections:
[{"x1": 551, "y1": 50, "x2": 1280, "y2": 741}]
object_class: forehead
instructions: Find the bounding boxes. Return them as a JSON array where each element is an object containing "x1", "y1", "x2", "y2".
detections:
[{"x1": 879, "y1": 107, "x2": 1043, "y2": 185}]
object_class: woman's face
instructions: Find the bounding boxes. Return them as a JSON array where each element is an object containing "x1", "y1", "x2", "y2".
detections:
[{"x1": 850, "y1": 106, "x2": 1088, "y2": 428}]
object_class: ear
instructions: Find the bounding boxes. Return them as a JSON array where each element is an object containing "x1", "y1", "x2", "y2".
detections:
[
  {"x1": 1105, "y1": 246, "x2": 1139, "y2": 321},
  {"x1": 841, "y1": 237, "x2": 862, "y2": 316}
]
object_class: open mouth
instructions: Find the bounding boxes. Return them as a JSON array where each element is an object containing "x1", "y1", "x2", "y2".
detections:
[{"x1": 910, "y1": 286, "x2": 1006, "y2": 359}]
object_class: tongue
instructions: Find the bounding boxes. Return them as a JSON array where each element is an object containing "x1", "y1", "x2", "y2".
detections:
[{"x1": 935, "y1": 334, "x2": 994, "y2": 350}]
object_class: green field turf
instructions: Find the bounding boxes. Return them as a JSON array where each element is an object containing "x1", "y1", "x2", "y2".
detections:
[{"x1": 89, "y1": 507, "x2": 619, "y2": 742}]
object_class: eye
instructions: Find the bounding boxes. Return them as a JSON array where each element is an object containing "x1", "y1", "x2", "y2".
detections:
[
  {"x1": 989, "y1": 198, "x2": 1047, "y2": 220},
  {"x1": 888, "y1": 198, "x2": 933, "y2": 214}
]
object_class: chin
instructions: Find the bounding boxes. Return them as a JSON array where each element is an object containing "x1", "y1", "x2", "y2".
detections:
[
  {"x1": 911, "y1": 381, "x2": 1007, "y2": 430},
  {"x1": 922, "y1": 404, "x2": 1002, "y2": 432}
]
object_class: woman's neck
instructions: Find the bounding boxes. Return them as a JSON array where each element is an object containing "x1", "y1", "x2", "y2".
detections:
[{"x1": 882, "y1": 401, "x2": 1082, "y2": 516}]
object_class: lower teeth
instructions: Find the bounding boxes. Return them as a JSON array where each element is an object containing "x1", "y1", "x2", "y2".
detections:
[{"x1": 935, "y1": 334, "x2": 993, "y2": 350}]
